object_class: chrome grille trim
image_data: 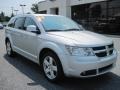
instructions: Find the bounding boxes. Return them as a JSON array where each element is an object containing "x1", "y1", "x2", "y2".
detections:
[
  {"x1": 94, "y1": 49, "x2": 106, "y2": 53},
  {"x1": 92, "y1": 44, "x2": 114, "y2": 57}
]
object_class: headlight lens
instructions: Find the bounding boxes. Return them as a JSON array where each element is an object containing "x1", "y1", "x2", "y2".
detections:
[{"x1": 66, "y1": 46, "x2": 95, "y2": 56}]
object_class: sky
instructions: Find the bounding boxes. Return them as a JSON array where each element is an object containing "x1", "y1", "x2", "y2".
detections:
[{"x1": 0, "y1": 0, "x2": 44, "y2": 16}]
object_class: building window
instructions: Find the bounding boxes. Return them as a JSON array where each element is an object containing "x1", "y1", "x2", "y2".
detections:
[
  {"x1": 50, "y1": 8, "x2": 59, "y2": 15},
  {"x1": 39, "y1": 10, "x2": 47, "y2": 14},
  {"x1": 71, "y1": 0, "x2": 120, "y2": 35}
]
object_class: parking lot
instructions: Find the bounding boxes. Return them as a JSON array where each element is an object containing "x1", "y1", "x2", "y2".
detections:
[{"x1": 0, "y1": 29, "x2": 120, "y2": 90}]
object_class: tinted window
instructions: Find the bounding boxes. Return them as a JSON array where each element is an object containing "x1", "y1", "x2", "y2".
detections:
[
  {"x1": 24, "y1": 17, "x2": 37, "y2": 30},
  {"x1": 14, "y1": 17, "x2": 25, "y2": 29},
  {"x1": 8, "y1": 18, "x2": 16, "y2": 27}
]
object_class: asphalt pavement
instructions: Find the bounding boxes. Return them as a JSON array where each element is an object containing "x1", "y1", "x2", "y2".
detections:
[{"x1": 0, "y1": 29, "x2": 120, "y2": 90}]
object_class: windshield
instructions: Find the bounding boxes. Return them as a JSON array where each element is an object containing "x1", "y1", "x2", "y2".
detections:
[{"x1": 36, "y1": 16, "x2": 83, "y2": 32}]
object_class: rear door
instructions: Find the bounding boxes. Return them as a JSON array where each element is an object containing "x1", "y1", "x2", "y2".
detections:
[
  {"x1": 6, "y1": 17, "x2": 16, "y2": 46},
  {"x1": 10, "y1": 17, "x2": 26, "y2": 51}
]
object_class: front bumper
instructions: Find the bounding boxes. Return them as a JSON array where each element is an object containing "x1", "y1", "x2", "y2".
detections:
[{"x1": 63, "y1": 50, "x2": 117, "y2": 77}]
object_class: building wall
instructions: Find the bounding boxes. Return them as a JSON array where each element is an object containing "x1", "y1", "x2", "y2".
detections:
[
  {"x1": 38, "y1": 0, "x2": 106, "y2": 18},
  {"x1": 38, "y1": 0, "x2": 71, "y2": 17}
]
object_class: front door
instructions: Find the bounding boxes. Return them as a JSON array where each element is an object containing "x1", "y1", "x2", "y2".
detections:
[{"x1": 21, "y1": 17, "x2": 39, "y2": 61}]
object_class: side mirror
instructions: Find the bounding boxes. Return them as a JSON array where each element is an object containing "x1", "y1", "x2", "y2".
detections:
[
  {"x1": 26, "y1": 25, "x2": 40, "y2": 34},
  {"x1": 27, "y1": 25, "x2": 36, "y2": 32}
]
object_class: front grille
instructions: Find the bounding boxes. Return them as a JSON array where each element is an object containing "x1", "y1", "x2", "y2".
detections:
[
  {"x1": 108, "y1": 44, "x2": 114, "y2": 48},
  {"x1": 93, "y1": 46, "x2": 105, "y2": 51},
  {"x1": 92, "y1": 44, "x2": 114, "y2": 57},
  {"x1": 95, "y1": 52, "x2": 107, "y2": 57}
]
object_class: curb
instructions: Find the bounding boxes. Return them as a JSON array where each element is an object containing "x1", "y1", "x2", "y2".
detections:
[{"x1": 104, "y1": 34, "x2": 120, "y2": 38}]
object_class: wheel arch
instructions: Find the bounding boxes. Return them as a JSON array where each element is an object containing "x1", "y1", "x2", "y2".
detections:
[
  {"x1": 38, "y1": 43, "x2": 67, "y2": 75},
  {"x1": 39, "y1": 47, "x2": 65, "y2": 74},
  {"x1": 5, "y1": 34, "x2": 13, "y2": 45},
  {"x1": 37, "y1": 41, "x2": 69, "y2": 76},
  {"x1": 5, "y1": 35, "x2": 14, "y2": 50},
  {"x1": 39, "y1": 48, "x2": 61, "y2": 66},
  {"x1": 5, "y1": 37, "x2": 9, "y2": 45}
]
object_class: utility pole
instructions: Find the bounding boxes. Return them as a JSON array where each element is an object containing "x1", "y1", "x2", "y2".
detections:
[
  {"x1": 20, "y1": 4, "x2": 26, "y2": 14},
  {"x1": 11, "y1": 7, "x2": 14, "y2": 15},
  {"x1": 11, "y1": 7, "x2": 14, "y2": 17},
  {"x1": 14, "y1": 10, "x2": 19, "y2": 15}
]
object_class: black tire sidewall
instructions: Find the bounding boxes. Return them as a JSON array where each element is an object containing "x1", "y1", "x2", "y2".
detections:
[
  {"x1": 41, "y1": 51, "x2": 63, "y2": 82},
  {"x1": 6, "y1": 40, "x2": 14, "y2": 56}
]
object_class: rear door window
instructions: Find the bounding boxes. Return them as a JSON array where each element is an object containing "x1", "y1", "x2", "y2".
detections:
[{"x1": 14, "y1": 17, "x2": 25, "y2": 30}]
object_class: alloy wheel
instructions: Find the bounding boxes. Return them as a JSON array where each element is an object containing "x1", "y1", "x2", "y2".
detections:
[
  {"x1": 6, "y1": 41, "x2": 12, "y2": 55},
  {"x1": 43, "y1": 56, "x2": 58, "y2": 80}
]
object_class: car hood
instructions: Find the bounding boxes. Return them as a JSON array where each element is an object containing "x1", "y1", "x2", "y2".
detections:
[{"x1": 47, "y1": 31, "x2": 113, "y2": 47}]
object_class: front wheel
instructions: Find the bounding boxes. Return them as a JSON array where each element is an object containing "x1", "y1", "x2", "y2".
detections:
[
  {"x1": 42, "y1": 51, "x2": 64, "y2": 82},
  {"x1": 6, "y1": 40, "x2": 14, "y2": 56}
]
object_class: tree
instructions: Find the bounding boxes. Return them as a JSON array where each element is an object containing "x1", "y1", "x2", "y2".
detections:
[
  {"x1": 0, "y1": 11, "x2": 10, "y2": 22},
  {"x1": 0, "y1": 12, "x2": 5, "y2": 22},
  {"x1": 31, "y1": 4, "x2": 39, "y2": 13},
  {"x1": 5, "y1": 16, "x2": 10, "y2": 21}
]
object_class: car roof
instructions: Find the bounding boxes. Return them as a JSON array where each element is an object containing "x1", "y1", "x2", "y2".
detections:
[
  {"x1": 13, "y1": 14, "x2": 62, "y2": 18},
  {"x1": 33, "y1": 14, "x2": 60, "y2": 17}
]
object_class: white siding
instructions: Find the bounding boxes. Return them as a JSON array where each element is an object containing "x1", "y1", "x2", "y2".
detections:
[
  {"x1": 38, "y1": 1, "x2": 48, "y2": 11},
  {"x1": 70, "y1": 0, "x2": 106, "y2": 6},
  {"x1": 38, "y1": 0, "x2": 71, "y2": 17}
]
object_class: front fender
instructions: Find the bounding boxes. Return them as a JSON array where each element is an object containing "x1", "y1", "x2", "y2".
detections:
[{"x1": 37, "y1": 41, "x2": 69, "y2": 75}]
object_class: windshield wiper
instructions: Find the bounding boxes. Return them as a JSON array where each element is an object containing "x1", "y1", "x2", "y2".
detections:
[
  {"x1": 46, "y1": 28, "x2": 81, "y2": 32},
  {"x1": 46, "y1": 29, "x2": 63, "y2": 32},
  {"x1": 65, "y1": 28, "x2": 80, "y2": 31}
]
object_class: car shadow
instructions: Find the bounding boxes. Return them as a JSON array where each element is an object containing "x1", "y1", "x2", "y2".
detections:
[{"x1": 4, "y1": 54, "x2": 120, "y2": 90}]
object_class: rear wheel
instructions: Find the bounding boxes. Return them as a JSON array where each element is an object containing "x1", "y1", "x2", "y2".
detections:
[
  {"x1": 42, "y1": 51, "x2": 64, "y2": 82},
  {"x1": 6, "y1": 40, "x2": 14, "y2": 56}
]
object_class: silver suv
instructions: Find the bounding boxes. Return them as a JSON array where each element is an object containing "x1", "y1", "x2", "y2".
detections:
[{"x1": 5, "y1": 14, "x2": 117, "y2": 82}]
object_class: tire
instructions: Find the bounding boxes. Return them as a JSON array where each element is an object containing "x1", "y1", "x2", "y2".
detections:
[
  {"x1": 41, "y1": 51, "x2": 64, "y2": 82},
  {"x1": 6, "y1": 40, "x2": 15, "y2": 57}
]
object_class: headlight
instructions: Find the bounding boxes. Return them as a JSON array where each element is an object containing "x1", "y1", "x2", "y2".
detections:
[{"x1": 65, "y1": 45, "x2": 95, "y2": 56}]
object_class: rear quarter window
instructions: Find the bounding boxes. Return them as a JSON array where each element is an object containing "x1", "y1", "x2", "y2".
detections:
[{"x1": 8, "y1": 18, "x2": 16, "y2": 28}]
